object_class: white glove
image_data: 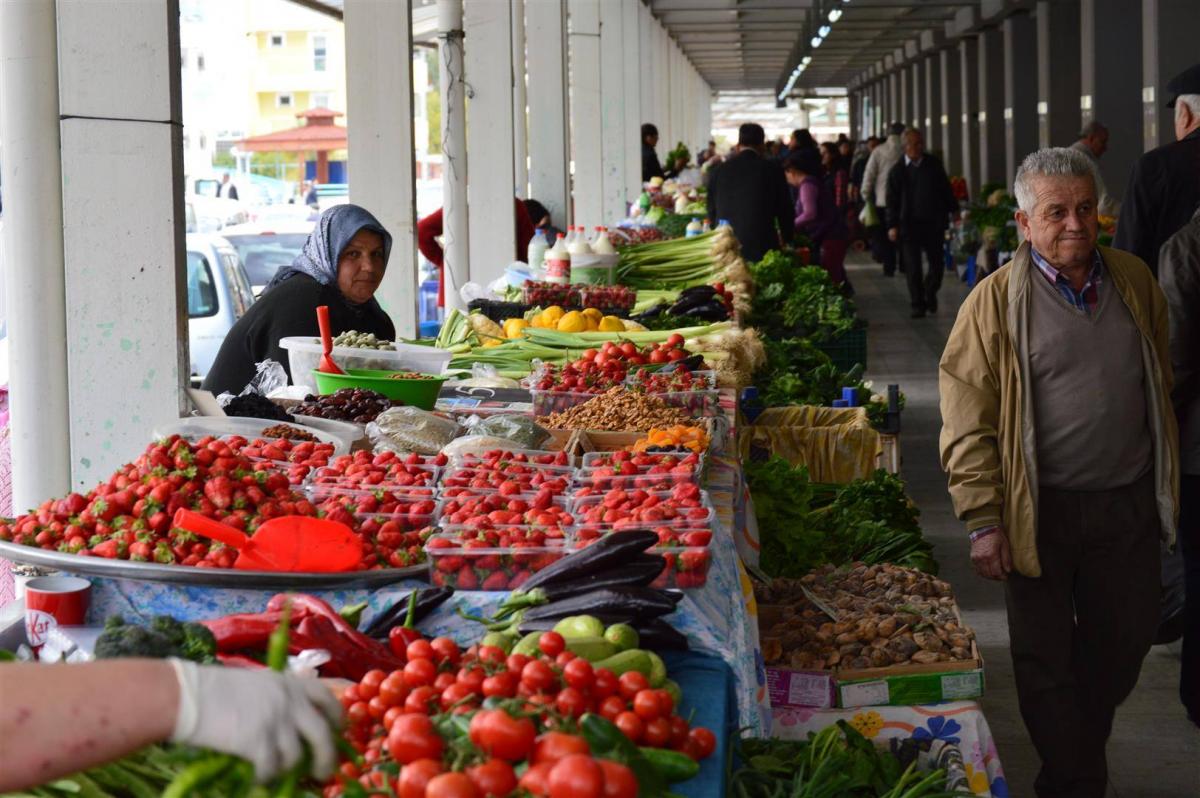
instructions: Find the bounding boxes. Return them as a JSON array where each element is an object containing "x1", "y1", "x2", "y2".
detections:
[{"x1": 168, "y1": 659, "x2": 343, "y2": 782}]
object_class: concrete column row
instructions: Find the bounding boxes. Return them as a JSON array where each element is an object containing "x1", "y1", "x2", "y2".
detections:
[{"x1": 851, "y1": 0, "x2": 1198, "y2": 199}]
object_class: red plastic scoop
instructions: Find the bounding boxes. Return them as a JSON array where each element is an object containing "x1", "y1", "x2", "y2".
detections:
[
  {"x1": 316, "y1": 305, "x2": 344, "y2": 374},
  {"x1": 172, "y1": 509, "x2": 362, "y2": 572}
]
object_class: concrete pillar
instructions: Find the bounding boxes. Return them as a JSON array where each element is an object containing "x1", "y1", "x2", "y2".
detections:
[
  {"x1": 512, "y1": 0, "x2": 528, "y2": 198},
  {"x1": 55, "y1": 0, "x2": 189, "y2": 488},
  {"x1": 940, "y1": 48, "x2": 963, "y2": 175},
  {"x1": 925, "y1": 53, "x2": 944, "y2": 160},
  {"x1": 0, "y1": 0, "x2": 72, "y2": 506},
  {"x1": 568, "y1": 0, "x2": 602, "y2": 225},
  {"x1": 638, "y1": 2, "x2": 655, "y2": 146},
  {"x1": 888, "y1": 71, "x2": 899, "y2": 126},
  {"x1": 526, "y1": 0, "x2": 571, "y2": 226},
  {"x1": 438, "y1": 0, "x2": 469, "y2": 309},
  {"x1": 875, "y1": 80, "x2": 886, "y2": 135},
  {"x1": 622, "y1": 0, "x2": 643, "y2": 200},
  {"x1": 977, "y1": 26, "x2": 1006, "y2": 189},
  {"x1": 1081, "y1": 0, "x2": 1142, "y2": 201},
  {"x1": 910, "y1": 61, "x2": 924, "y2": 130},
  {"x1": 898, "y1": 68, "x2": 910, "y2": 127},
  {"x1": 345, "y1": 0, "x2": 418, "y2": 337},
  {"x1": 959, "y1": 36, "x2": 981, "y2": 197},
  {"x1": 464, "y1": 0, "x2": 518, "y2": 286},
  {"x1": 598, "y1": 0, "x2": 626, "y2": 224},
  {"x1": 1003, "y1": 11, "x2": 1038, "y2": 186},
  {"x1": 849, "y1": 90, "x2": 861, "y2": 140},
  {"x1": 1036, "y1": 0, "x2": 1081, "y2": 148},
  {"x1": 1142, "y1": 0, "x2": 1200, "y2": 148}
]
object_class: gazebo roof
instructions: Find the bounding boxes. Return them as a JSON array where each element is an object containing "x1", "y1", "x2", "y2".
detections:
[{"x1": 237, "y1": 107, "x2": 347, "y2": 153}]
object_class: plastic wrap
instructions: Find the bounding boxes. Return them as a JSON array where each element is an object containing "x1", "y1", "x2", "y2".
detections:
[
  {"x1": 367, "y1": 407, "x2": 461, "y2": 455},
  {"x1": 465, "y1": 413, "x2": 551, "y2": 449},
  {"x1": 451, "y1": 363, "x2": 522, "y2": 389},
  {"x1": 440, "y1": 435, "x2": 529, "y2": 459}
]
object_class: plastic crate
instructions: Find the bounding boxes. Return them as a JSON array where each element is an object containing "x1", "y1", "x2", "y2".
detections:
[
  {"x1": 425, "y1": 534, "x2": 567, "y2": 590},
  {"x1": 440, "y1": 465, "x2": 575, "y2": 495},
  {"x1": 450, "y1": 449, "x2": 576, "y2": 469},
  {"x1": 816, "y1": 327, "x2": 868, "y2": 373},
  {"x1": 468, "y1": 299, "x2": 532, "y2": 323}
]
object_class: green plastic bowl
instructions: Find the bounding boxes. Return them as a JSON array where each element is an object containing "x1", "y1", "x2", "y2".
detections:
[{"x1": 310, "y1": 368, "x2": 448, "y2": 409}]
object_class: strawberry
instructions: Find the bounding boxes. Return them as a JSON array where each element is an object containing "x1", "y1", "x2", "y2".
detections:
[
  {"x1": 456, "y1": 566, "x2": 479, "y2": 589},
  {"x1": 203, "y1": 476, "x2": 233, "y2": 510},
  {"x1": 482, "y1": 571, "x2": 509, "y2": 590},
  {"x1": 91, "y1": 540, "x2": 119, "y2": 558}
]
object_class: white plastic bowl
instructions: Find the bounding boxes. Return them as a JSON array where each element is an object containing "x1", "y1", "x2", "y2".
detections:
[{"x1": 280, "y1": 337, "x2": 453, "y2": 390}]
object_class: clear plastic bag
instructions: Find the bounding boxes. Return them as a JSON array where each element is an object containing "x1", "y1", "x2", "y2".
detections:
[
  {"x1": 452, "y1": 363, "x2": 521, "y2": 389},
  {"x1": 367, "y1": 407, "x2": 461, "y2": 455},
  {"x1": 465, "y1": 413, "x2": 551, "y2": 449},
  {"x1": 441, "y1": 435, "x2": 529, "y2": 459},
  {"x1": 242, "y1": 360, "x2": 290, "y2": 396}
]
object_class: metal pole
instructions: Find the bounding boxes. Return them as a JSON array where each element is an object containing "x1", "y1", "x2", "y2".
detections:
[
  {"x1": 438, "y1": 0, "x2": 469, "y2": 312},
  {"x1": 0, "y1": 0, "x2": 72, "y2": 510},
  {"x1": 511, "y1": 0, "x2": 528, "y2": 199}
]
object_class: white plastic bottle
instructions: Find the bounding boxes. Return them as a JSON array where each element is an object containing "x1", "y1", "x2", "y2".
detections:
[
  {"x1": 527, "y1": 230, "x2": 549, "y2": 276},
  {"x1": 685, "y1": 218, "x2": 704, "y2": 237},
  {"x1": 567, "y1": 228, "x2": 593, "y2": 257},
  {"x1": 545, "y1": 234, "x2": 571, "y2": 284},
  {"x1": 592, "y1": 227, "x2": 616, "y2": 254}
]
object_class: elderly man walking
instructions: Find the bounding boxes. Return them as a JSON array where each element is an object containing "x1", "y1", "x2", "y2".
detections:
[
  {"x1": 861, "y1": 122, "x2": 905, "y2": 276},
  {"x1": 939, "y1": 148, "x2": 1179, "y2": 798}
]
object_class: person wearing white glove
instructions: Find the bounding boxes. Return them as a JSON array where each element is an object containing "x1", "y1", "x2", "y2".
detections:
[{"x1": 0, "y1": 658, "x2": 343, "y2": 792}]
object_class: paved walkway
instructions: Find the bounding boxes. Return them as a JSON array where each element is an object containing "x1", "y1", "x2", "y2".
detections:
[{"x1": 847, "y1": 252, "x2": 1198, "y2": 797}]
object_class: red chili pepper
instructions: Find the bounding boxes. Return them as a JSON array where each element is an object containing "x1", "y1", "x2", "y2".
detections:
[
  {"x1": 201, "y1": 607, "x2": 311, "y2": 652},
  {"x1": 295, "y1": 615, "x2": 402, "y2": 681},
  {"x1": 216, "y1": 653, "x2": 268, "y2": 669},
  {"x1": 267, "y1": 593, "x2": 394, "y2": 660},
  {"x1": 389, "y1": 625, "x2": 424, "y2": 658}
]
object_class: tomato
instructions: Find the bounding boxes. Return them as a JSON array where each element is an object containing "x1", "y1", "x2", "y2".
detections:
[
  {"x1": 617, "y1": 671, "x2": 649, "y2": 701},
  {"x1": 439, "y1": 682, "x2": 474, "y2": 710},
  {"x1": 466, "y1": 759, "x2": 518, "y2": 798},
  {"x1": 403, "y1": 657, "x2": 436, "y2": 688},
  {"x1": 506, "y1": 653, "x2": 531, "y2": 673},
  {"x1": 379, "y1": 672, "x2": 409, "y2": 707},
  {"x1": 386, "y1": 713, "x2": 444, "y2": 764},
  {"x1": 592, "y1": 668, "x2": 618, "y2": 699},
  {"x1": 482, "y1": 671, "x2": 519, "y2": 699},
  {"x1": 655, "y1": 689, "x2": 675, "y2": 716},
  {"x1": 666, "y1": 333, "x2": 684, "y2": 347},
  {"x1": 357, "y1": 669, "x2": 387, "y2": 699},
  {"x1": 383, "y1": 706, "x2": 404, "y2": 730},
  {"x1": 367, "y1": 696, "x2": 389, "y2": 720},
  {"x1": 562, "y1": 657, "x2": 594, "y2": 691},
  {"x1": 340, "y1": 684, "x2": 361, "y2": 708},
  {"x1": 555, "y1": 686, "x2": 588, "y2": 718},
  {"x1": 518, "y1": 762, "x2": 555, "y2": 797},
  {"x1": 632, "y1": 689, "x2": 662, "y2": 721},
  {"x1": 555, "y1": 650, "x2": 577, "y2": 666},
  {"x1": 598, "y1": 761, "x2": 638, "y2": 798},
  {"x1": 347, "y1": 701, "x2": 371, "y2": 726},
  {"x1": 468, "y1": 709, "x2": 537, "y2": 762},
  {"x1": 538, "y1": 631, "x2": 566, "y2": 657},
  {"x1": 521, "y1": 659, "x2": 557, "y2": 692},
  {"x1": 434, "y1": 672, "x2": 458, "y2": 692},
  {"x1": 425, "y1": 772, "x2": 479, "y2": 798},
  {"x1": 688, "y1": 726, "x2": 717, "y2": 759},
  {"x1": 533, "y1": 731, "x2": 591, "y2": 765},
  {"x1": 548, "y1": 754, "x2": 604, "y2": 798},
  {"x1": 598, "y1": 695, "x2": 626, "y2": 721},
  {"x1": 403, "y1": 685, "x2": 437, "y2": 714},
  {"x1": 668, "y1": 715, "x2": 690, "y2": 747},
  {"x1": 430, "y1": 636, "x2": 461, "y2": 666},
  {"x1": 613, "y1": 711, "x2": 644, "y2": 743},
  {"x1": 406, "y1": 639, "x2": 435, "y2": 661},
  {"x1": 675, "y1": 737, "x2": 703, "y2": 760},
  {"x1": 478, "y1": 645, "x2": 508, "y2": 665},
  {"x1": 397, "y1": 759, "x2": 442, "y2": 798},
  {"x1": 457, "y1": 666, "x2": 487, "y2": 694},
  {"x1": 642, "y1": 717, "x2": 671, "y2": 748}
]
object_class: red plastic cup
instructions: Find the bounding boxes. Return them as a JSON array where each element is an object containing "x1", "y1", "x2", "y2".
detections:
[{"x1": 25, "y1": 576, "x2": 91, "y2": 648}]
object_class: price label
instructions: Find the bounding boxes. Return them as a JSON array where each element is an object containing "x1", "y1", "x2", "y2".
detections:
[
  {"x1": 941, "y1": 672, "x2": 982, "y2": 699},
  {"x1": 840, "y1": 679, "x2": 890, "y2": 707}
]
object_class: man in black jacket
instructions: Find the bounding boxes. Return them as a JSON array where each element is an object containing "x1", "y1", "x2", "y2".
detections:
[
  {"x1": 706, "y1": 123, "x2": 794, "y2": 263},
  {"x1": 1114, "y1": 63, "x2": 1200, "y2": 277},
  {"x1": 886, "y1": 128, "x2": 957, "y2": 317}
]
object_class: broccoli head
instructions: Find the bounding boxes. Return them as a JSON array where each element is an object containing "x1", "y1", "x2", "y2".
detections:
[{"x1": 93, "y1": 615, "x2": 216, "y2": 663}]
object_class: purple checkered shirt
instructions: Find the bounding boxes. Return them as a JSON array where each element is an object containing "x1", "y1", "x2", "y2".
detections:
[{"x1": 1029, "y1": 248, "x2": 1104, "y2": 314}]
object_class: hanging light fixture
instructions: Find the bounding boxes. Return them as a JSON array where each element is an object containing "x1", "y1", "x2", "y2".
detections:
[
  {"x1": 828, "y1": 8, "x2": 842, "y2": 22},
  {"x1": 811, "y1": 35, "x2": 822, "y2": 47}
]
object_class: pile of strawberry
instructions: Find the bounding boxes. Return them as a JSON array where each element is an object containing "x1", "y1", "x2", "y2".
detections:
[
  {"x1": 441, "y1": 467, "x2": 572, "y2": 497},
  {"x1": 438, "y1": 491, "x2": 574, "y2": 530},
  {"x1": 572, "y1": 483, "x2": 709, "y2": 527},
  {"x1": 315, "y1": 492, "x2": 438, "y2": 520},
  {"x1": 426, "y1": 535, "x2": 565, "y2": 590},
  {"x1": 312, "y1": 451, "x2": 445, "y2": 489},
  {"x1": 328, "y1": 631, "x2": 715, "y2": 798},
  {"x1": 581, "y1": 450, "x2": 702, "y2": 474},
  {"x1": 452, "y1": 450, "x2": 572, "y2": 469},
  {"x1": 237, "y1": 435, "x2": 337, "y2": 485},
  {"x1": 627, "y1": 367, "x2": 714, "y2": 394}
]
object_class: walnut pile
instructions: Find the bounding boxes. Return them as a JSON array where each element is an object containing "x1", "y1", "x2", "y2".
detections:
[
  {"x1": 541, "y1": 387, "x2": 694, "y2": 431},
  {"x1": 757, "y1": 562, "x2": 976, "y2": 672}
]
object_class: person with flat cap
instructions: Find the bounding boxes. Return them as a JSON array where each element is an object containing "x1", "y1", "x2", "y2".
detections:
[{"x1": 1114, "y1": 63, "x2": 1200, "y2": 277}]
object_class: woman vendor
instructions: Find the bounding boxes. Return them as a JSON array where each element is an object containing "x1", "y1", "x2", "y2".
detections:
[{"x1": 202, "y1": 204, "x2": 395, "y2": 395}]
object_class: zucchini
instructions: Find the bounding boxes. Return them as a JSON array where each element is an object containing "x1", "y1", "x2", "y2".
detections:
[
  {"x1": 640, "y1": 747, "x2": 700, "y2": 783},
  {"x1": 517, "y1": 530, "x2": 660, "y2": 592},
  {"x1": 593, "y1": 649, "x2": 653, "y2": 677},
  {"x1": 511, "y1": 630, "x2": 543, "y2": 657},
  {"x1": 562, "y1": 635, "x2": 620, "y2": 662},
  {"x1": 646, "y1": 651, "x2": 668, "y2": 687},
  {"x1": 553, "y1": 615, "x2": 607, "y2": 639}
]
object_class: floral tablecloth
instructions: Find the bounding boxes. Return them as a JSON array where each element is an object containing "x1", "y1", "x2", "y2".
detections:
[{"x1": 770, "y1": 701, "x2": 1009, "y2": 797}]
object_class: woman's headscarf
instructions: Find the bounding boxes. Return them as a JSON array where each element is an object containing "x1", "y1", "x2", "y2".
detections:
[{"x1": 265, "y1": 204, "x2": 392, "y2": 295}]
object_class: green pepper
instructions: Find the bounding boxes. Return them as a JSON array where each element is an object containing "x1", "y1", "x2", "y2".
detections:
[
  {"x1": 639, "y1": 747, "x2": 700, "y2": 783},
  {"x1": 580, "y1": 713, "x2": 629, "y2": 755}
]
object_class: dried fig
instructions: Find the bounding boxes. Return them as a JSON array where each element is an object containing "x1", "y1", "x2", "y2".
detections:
[{"x1": 911, "y1": 650, "x2": 940, "y2": 664}]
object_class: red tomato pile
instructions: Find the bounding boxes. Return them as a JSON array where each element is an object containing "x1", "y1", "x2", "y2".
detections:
[
  {"x1": 328, "y1": 631, "x2": 716, "y2": 798},
  {"x1": 531, "y1": 336, "x2": 691, "y2": 395},
  {"x1": 439, "y1": 491, "x2": 574, "y2": 530},
  {"x1": 312, "y1": 451, "x2": 445, "y2": 489}
]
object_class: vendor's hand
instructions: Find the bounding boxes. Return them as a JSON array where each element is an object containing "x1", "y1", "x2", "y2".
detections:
[
  {"x1": 970, "y1": 527, "x2": 1013, "y2": 581},
  {"x1": 887, "y1": 227, "x2": 899, "y2": 242},
  {"x1": 169, "y1": 660, "x2": 343, "y2": 782}
]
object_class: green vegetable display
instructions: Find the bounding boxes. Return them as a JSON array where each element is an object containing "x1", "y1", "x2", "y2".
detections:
[
  {"x1": 747, "y1": 252, "x2": 860, "y2": 343},
  {"x1": 730, "y1": 721, "x2": 968, "y2": 798},
  {"x1": 94, "y1": 615, "x2": 217, "y2": 664},
  {"x1": 655, "y1": 212, "x2": 705, "y2": 240},
  {"x1": 745, "y1": 458, "x2": 936, "y2": 577}
]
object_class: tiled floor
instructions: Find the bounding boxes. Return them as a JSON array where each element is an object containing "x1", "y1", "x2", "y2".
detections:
[{"x1": 846, "y1": 252, "x2": 1199, "y2": 797}]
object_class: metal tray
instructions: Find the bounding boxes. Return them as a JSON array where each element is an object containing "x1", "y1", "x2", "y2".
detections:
[{"x1": 0, "y1": 541, "x2": 428, "y2": 590}]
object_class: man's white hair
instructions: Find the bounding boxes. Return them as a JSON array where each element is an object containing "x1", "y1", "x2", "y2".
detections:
[
  {"x1": 1176, "y1": 94, "x2": 1200, "y2": 118},
  {"x1": 1013, "y1": 147, "x2": 1098, "y2": 213}
]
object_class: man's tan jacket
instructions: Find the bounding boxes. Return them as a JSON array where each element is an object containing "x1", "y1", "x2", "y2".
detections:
[{"x1": 938, "y1": 242, "x2": 1179, "y2": 577}]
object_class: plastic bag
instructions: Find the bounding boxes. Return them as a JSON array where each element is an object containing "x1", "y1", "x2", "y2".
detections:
[
  {"x1": 367, "y1": 407, "x2": 461, "y2": 455},
  {"x1": 451, "y1": 363, "x2": 521, "y2": 389},
  {"x1": 242, "y1": 360, "x2": 289, "y2": 397},
  {"x1": 859, "y1": 201, "x2": 879, "y2": 228},
  {"x1": 441, "y1": 435, "x2": 530, "y2": 459},
  {"x1": 465, "y1": 413, "x2": 551, "y2": 449}
]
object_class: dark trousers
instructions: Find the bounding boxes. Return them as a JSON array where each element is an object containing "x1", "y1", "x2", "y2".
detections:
[
  {"x1": 900, "y1": 224, "x2": 945, "y2": 312},
  {"x1": 1180, "y1": 474, "x2": 1200, "y2": 721},
  {"x1": 869, "y1": 223, "x2": 897, "y2": 275},
  {"x1": 1005, "y1": 474, "x2": 1161, "y2": 798}
]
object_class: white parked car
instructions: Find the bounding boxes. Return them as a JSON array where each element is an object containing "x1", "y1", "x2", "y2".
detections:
[
  {"x1": 186, "y1": 233, "x2": 255, "y2": 383},
  {"x1": 218, "y1": 220, "x2": 314, "y2": 296}
]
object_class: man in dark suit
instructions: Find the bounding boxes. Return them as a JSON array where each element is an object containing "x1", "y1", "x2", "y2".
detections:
[
  {"x1": 705, "y1": 123, "x2": 794, "y2": 263},
  {"x1": 1114, "y1": 62, "x2": 1200, "y2": 277},
  {"x1": 886, "y1": 128, "x2": 958, "y2": 317}
]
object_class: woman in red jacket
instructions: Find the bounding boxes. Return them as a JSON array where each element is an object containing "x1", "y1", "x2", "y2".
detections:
[{"x1": 417, "y1": 198, "x2": 535, "y2": 306}]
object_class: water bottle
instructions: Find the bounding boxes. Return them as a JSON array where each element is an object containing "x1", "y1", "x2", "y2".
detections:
[{"x1": 527, "y1": 230, "x2": 549, "y2": 277}]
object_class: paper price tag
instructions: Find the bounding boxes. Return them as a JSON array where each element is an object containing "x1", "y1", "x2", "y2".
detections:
[
  {"x1": 840, "y1": 680, "x2": 890, "y2": 707},
  {"x1": 941, "y1": 672, "x2": 982, "y2": 699}
]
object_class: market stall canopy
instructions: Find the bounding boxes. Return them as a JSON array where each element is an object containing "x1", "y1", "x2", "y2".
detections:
[{"x1": 237, "y1": 108, "x2": 347, "y2": 183}]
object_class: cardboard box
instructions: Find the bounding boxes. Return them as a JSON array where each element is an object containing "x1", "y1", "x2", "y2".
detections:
[
  {"x1": 836, "y1": 640, "x2": 985, "y2": 707},
  {"x1": 767, "y1": 666, "x2": 837, "y2": 709}
]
